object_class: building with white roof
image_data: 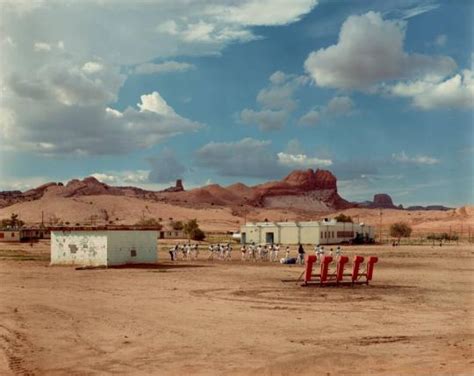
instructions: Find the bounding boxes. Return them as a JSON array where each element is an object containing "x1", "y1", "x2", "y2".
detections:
[{"x1": 240, "y1": 220, "x2": 373, "y2": 245}]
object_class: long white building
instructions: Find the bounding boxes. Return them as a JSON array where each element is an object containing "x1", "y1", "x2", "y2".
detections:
[
  {"x1": 51, "y1": 229, "x2": 158, "y2": 266},
  {"x1": 240, "y1": 220, "x2": 373, "y2": 245}
]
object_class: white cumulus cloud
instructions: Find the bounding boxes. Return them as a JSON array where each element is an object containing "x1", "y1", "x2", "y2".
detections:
[
  {"x1": 304, "y1": 11, "x2": 456, "y2": 90},
  {"x1": 277, "y1": 152, "x2": 332, "y2": 167},
  {"x1": 390, "y1": 69, "x2": 474, "y2": 109}
]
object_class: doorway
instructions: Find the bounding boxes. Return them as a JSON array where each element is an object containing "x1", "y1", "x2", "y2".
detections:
[{"x1": 265, "y1": 232, "x2": 274, "y2": 244}]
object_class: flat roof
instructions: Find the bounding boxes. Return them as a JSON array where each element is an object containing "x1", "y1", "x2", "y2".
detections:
[{"x1": 50, "y1": 226, "x2": 160, "y2": 232}]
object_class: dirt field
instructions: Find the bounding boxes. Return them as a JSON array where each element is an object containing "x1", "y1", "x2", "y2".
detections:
[{"x1": 0, "y1": 241, "x2": 473, "y2": 375}]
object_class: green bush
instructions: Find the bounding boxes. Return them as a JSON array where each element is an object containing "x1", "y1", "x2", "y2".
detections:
[{"x1": 183, "y1": 219, "x2": 206, "y2": 241}]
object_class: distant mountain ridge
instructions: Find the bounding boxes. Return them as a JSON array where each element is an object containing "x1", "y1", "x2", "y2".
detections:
[
  {"x1": 0, "y1": 169, "x2": 452, "y2": 212},
  {"x1": 0, "y1": 169, "x2": 352, "y2": 212}
]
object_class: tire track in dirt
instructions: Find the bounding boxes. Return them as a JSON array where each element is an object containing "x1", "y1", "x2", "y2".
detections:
[
  {"x1": 189, "y1": 286, "x2": 391, "y2": 313},
  {"x1": 0, "y1": 315, "x2": 36, "y2": 376}
]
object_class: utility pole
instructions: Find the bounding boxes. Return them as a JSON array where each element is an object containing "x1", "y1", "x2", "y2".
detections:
[{"x1": 379, "y1": 209, "x2": 383, "y2": 244}]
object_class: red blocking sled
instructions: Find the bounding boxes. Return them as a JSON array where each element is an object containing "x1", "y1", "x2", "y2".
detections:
[{"x1": 303, "y1": 254, "x2": 378, "y2": 287}]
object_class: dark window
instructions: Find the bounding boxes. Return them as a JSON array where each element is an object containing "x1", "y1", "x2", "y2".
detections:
[
  {"x1": 0, "y1": 233, "x2": 4, "y2": 239},
  {"x1": 11, "y1": 232, "x2": 15, "y2": 237},
  {"x1": 131, "y1": 250, "x2": 137, "y2": 257}
]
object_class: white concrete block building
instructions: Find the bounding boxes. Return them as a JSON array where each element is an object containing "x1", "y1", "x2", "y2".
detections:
[
  {"x1": 240, "y1": 220, "x2": 373, "y2": 245},
  {"x1": 51, "y1": 230, "x2": 158, "y2": 266}
]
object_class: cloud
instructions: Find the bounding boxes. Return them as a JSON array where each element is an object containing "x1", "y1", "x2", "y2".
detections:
[
  {"x1": 91, "y1": 170, "x2": 149, "y2": 185},
  {"x1": 209, "y1": 0, "x2": 318, "y2": 26},
  {"x1": 6, "y1": 58, "x2": 125, "y2": 106},
  {"x1": 240, "y1": 109, "x2": 289, "y2": 131},
  {"x1": 133, "y1": 61, "x2": 195, "y2": 75},
  {"x1": 304, "y1": 11, "x2": 456, "y2": 89},
  {"x1": 195, "y1": 138, "x2": 334, "y2": 179},
  {"x1": 0, "y1": 89, "x2": 202, "y2": 155},
  {"x1": 398, "y1": 2, "x2": 440, "y2": 19},
  {"x1": 137, "y1": 92, "x2": 176, "y2": 116},
  {"x1": 1, "y1": 1, "x2": 317, "y2": 156},
  {"x1": 195, "y1": 138, "x2": 283, "y2": 178},
  {"x1": 392, "y1": 151, "x2": 440, "y2": 165},
  {"x1": 298, "y1": 95, "x2": 355, "y2": 126},
  {"x1": 82, "y1": 61, "x2": 104, "y2": 74},
  {"x1": 239, "y1": 71, "x2": 307, "y2": 131},
  {"x1": 324, "y1": 96, "x2": 354, "y2": 116},
  {"x1": 256, "y1": 73, "x2": 307, "y2": 111},
  {"x1": 147, "y1": 148, "x2": 186, "y2": 184},
  {"x1": 298, "y1": 109, "x2": 321, "y2": 126},
  {"x1": 277, "y1": 152, "x2": 332, "y2": 167},
  {"x1": 390, "y1": 69, "x2": 474, "y2": 109},
  {"x1": 3, "y1": 1, "x2": 318, "y2": 67}
]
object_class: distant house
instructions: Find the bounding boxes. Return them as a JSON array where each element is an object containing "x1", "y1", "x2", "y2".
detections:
[
  {"x1": 158, "y1": 229, "x2": 185, "y2": 239},
  {"x1": 0, "y1": 230, "x2": 21, "y2": 242},
  {"x1": 0, "y1": 228, "x2": 50, "y2": 242},
  {"x1": 51, "y1": 229, "x2": 158, "y2": 266}
]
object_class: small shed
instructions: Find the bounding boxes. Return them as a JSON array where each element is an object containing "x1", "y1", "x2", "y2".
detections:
[{"x1": 51, "y1": 229, "x2": 158, "y2": 266}]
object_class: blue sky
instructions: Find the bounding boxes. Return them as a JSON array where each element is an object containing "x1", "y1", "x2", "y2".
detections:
[{"x1": 0, "y1": 0, "x2": 472, "y2": 207}]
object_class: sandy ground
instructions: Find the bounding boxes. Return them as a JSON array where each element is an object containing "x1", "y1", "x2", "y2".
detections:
[{"x1": 0, "y1": 241, "x2": 473, "y2": 375}]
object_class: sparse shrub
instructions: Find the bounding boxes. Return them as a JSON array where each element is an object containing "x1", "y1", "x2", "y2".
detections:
[
  {"x1": 334, "y1": 213, "x2": 353, "y2": 223},
  {"x1": 390, "y1": 222, "x2": 412, "y2": 242},
  {"x1": 183, "y1": 219, "x2": 205, "y2": 241},
  {"x1": 135, "y1": 218, "x2": 163, "y2": 230},
  {"x1": 1, "y1": 213, "x2": 24, "y2": 229},
  {"x1": 170, "y1": 220, "x2": 184, "y2": 231}
]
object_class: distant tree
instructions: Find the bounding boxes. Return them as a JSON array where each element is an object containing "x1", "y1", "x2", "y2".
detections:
[
  {"x1": 170, "y1": 220, "x2": 184, "y2": 231},
  {"x1": 334, "y1": 213, "x2": 353, "y2": 223},
  {"x1": 390, "y1": 222, "x2": 412, "y2": 242},
  {"x1": 135, "y1": 218, "x2": 163, "y2": 230},
  {"x1": 1, "y1": 213, "x2": 25, "y2": 229},
  {"x1": 183, "y1": 219, "x2": 205, "y2": 241}
]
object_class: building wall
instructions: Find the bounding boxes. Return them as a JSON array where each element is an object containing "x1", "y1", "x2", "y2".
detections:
[
  {"x1": 241, "y1": 222, "x2": 374, "y2": 245},
  {"x1": 0, "y1": 231, "x2": 20, "y2": 242},
  {"x1": 241, "y1": 226, "x2": 260, "y2": 244},
  {"x1": 279, "y1": 225, "x2": 300, "y2": 244},
  {"x1": 51, "y1": 231, "x2": 108, "y2": 266},
  {"x1": 106, "y1": 231, "x2": 157, "y2": 266},
  {"x1": 299, "y1": 225, "x2": 321, "y2": 245}
]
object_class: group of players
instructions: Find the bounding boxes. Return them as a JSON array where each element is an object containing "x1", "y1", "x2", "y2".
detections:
[
  {"x1": 168, "y1": 243, "x2": 200, "y2": 261},
  {"x1": 239, "y1": 243, "x2": 289, "y2": 262},
  {"x1": 168, "y1": 242, "x2": 344, "y2": 263}
]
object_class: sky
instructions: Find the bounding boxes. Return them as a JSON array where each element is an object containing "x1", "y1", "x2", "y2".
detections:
[{"x1": 0, "y1": 0, "x2": 473, "y2": 207}]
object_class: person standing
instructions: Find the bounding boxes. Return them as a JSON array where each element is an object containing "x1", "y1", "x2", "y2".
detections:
[
  {"x1": 297, "y1": 244, "x2": 305, "y2": 265},
  {"x1": 241, "y1": 245, "x2": 247, "y2": 261},
  {"x1": 274, "y1": 243, "x2": 280, "y2": 262},
  {"x1": 285, "y1": 246, "x2": 290, "y2": 259}
]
